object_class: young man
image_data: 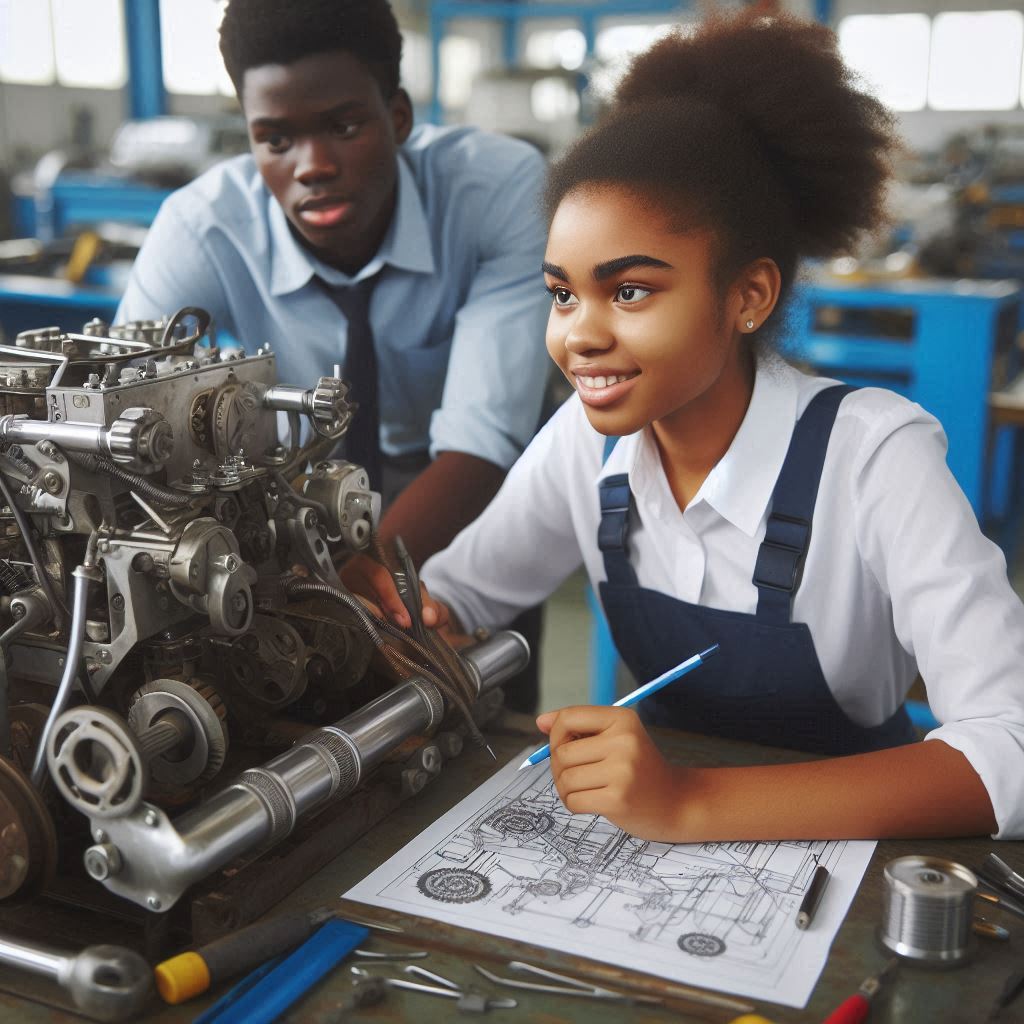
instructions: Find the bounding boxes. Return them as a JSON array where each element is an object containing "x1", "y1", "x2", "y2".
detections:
[{"x1": 117, "y1": 0, "x2": 551, "y2": 707}]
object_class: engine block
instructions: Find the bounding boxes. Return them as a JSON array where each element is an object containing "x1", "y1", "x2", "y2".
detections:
[{"x1": 0, "y1": 309, "x2": 527, "y2": 916}]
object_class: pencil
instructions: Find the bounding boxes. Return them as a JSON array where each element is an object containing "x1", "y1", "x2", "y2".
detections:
[{"x1": 518, "y1": 644, "x2": 719, "y2": 769}]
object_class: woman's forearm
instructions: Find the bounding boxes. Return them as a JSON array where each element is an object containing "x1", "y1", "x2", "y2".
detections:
[{"x1": 677, "y1": 739, "x2": 997, "y2": 841}]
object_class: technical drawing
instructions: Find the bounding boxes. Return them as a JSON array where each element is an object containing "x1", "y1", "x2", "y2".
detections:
[{"x1": 348, "y1": 752, "x2": 876, "y2": 1008}]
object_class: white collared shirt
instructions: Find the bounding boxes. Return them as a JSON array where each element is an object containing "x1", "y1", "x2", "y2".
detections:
[{"x1": 423, "y1": 355, "x2": 1024, "y2": 838}]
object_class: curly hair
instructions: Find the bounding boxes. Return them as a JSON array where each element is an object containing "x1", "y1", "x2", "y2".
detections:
[
  {"x1": 219, "y1": 0, "x2": 403, "y2": 99},
  {"x1": 546, "y1": 10, "x2": 897, "y2": 320}
]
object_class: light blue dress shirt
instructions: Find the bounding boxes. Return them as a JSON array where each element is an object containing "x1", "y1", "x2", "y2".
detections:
[{"x1": 116, "y1": 125, "x2": 552, "y2": 469}]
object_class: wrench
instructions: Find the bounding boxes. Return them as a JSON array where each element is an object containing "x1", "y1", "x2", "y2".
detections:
[{"x1": 0, "y1": 932, "x2": 152, "y2": 1022}]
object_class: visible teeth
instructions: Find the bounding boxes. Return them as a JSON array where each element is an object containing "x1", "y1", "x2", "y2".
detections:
[{"x1": 579, "y1": 373, "x2": 633, "y2": 390}]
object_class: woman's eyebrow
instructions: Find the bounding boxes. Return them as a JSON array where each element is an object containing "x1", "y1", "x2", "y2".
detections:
[
  {"x1": 541, "y1": 261, "x2": 570, "y2": 280},
  {"x1": 593, "y1": 255, "x2": 673, "y2": 280}
]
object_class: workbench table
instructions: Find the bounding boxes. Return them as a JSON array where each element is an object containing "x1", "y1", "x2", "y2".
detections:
[{"x1": 2, "y1": 722, "x2": 1021, "y2": 1024}]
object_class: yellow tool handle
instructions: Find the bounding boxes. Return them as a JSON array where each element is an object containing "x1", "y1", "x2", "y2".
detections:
[{"x1": 728, "y1": 1015, "x2": 777, "y2": 1024}]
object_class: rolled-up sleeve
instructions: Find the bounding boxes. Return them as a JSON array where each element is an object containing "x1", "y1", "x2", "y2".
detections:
[
  {"x1": 853, "y1": 407, "x2": 1024, "y2": 838},
  {"x1": 116, "y1": 200, "x2": 230, "y2": 328},
  {"x1": 428, "y1": 149, "x2": 552, "y2": 469}
]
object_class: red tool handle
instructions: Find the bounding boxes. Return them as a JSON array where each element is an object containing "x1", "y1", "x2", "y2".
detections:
[{"x1": 823, "y1": 992, "x2": 870, "y2": 1024}]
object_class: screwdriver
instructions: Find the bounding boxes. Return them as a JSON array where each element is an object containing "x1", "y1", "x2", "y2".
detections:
[
  {"x1": 155, "y1": 906, "x2": 334, "y2": 1004},
  {"x1": 822, "y1": 959, "x2": 898, "y2": 1024}
]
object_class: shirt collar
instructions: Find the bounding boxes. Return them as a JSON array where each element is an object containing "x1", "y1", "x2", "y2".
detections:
[
  {"x1": 593, "y1": 354, "x2": 799, "y2": 537},
  {"x1": 695, "y1": 353, "x2": 799, "y2": 535},
  {"x1": 268, "y1": 154, "x2": 435, "y2": 297}
]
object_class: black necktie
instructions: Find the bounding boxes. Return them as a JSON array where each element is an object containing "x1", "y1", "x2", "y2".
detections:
[{"x1": 319, "y1": 274, "x2": 382, "y2": 487}]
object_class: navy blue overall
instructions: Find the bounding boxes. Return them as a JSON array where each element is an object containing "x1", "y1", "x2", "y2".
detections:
[{"x1": 597, "y1": 384, "x2": 916, "y2": 756}]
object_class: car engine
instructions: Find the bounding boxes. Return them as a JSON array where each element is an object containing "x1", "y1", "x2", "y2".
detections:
[{"x1": 0, "y1": 308, "x2": 527, "y2": 923}]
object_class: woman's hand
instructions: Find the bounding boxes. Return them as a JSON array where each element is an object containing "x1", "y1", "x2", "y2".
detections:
[
  {"x1": 338, "y1": 553, "x2": 449, "y2": 630},
  {"x1": 537, "y1": 706, "x2": 692, "y2": 841}
]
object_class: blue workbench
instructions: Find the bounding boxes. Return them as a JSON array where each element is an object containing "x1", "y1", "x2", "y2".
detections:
[{"x1": 782, "y1": 277, "x2": 1021, "y2": 521}]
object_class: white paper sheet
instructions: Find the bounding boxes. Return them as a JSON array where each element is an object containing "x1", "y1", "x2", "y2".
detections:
[{"x1": 345, "y1": 748, "x2": 876, "y2": 1008}]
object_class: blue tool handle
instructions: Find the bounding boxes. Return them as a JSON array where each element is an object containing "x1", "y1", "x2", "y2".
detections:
[{"x1": 193, "y1": 918, "x2": 369, "y2": 1024}]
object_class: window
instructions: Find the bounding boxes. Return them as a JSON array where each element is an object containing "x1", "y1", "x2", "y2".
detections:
[
  {"x1": 524, "y1": 28, "x2": 586, "y2": 72},
  {"x1": 52, "y1": 0, "x2": 125, "y2": 89},
  {"x1": 595, "y1": 22, "x2": 675, "y2": 64},
  {"x1": 929, "y1": 11, "x2": 1024, "y2": 111},
  {"x1": 440, "y1": 35, "x2": 483, "y2": 110},
  {"x1": 401, "y1": 30, "x2": 432, "y2": 105},
  {"x1": 0, "y1": 0, "x2": 54, "y2": 85},
  {"x1": 0, "y1": 0, "x2": 124, "y2": 89},
  {"x1": 838, "y1": 14, "x2": 930, "y2": 112},
  {"x1": 530, "y1": 76, "x2": 580, "y2": 122},
  {"x1": 160, "y1": 0, "x2": 233, "y2": 96}
]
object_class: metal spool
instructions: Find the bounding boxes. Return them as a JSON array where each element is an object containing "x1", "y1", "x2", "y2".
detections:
[{"x1": 879, "y1": 855, "x2": 977, "y2": 965}]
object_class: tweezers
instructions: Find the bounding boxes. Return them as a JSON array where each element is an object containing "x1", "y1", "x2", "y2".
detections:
[{"x1": 474, "y1": 961, "x2": 662, "y2": 1005}]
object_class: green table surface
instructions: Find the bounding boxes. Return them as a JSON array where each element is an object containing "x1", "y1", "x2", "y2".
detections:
[{"x1": 1, "y1": 721, "x2": 1021, "y2": 1024}]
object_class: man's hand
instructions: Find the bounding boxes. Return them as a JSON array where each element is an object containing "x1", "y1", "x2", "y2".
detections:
[{"x1": 538, "y1": 706, "x2": 692, "y2": 841}]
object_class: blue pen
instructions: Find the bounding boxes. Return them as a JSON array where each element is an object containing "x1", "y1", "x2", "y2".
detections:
[{"x1": 518, "y1": 643, "x2": 720, "y2": 769}]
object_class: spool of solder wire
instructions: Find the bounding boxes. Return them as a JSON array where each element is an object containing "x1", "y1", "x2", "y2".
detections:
[{"x1": 879, "y1": 855, "x2": 977, "y2": 966}]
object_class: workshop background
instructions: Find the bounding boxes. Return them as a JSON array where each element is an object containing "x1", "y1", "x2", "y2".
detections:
[{"x1": 3, "y1": 0, "x2": 1024, "y2": 720}]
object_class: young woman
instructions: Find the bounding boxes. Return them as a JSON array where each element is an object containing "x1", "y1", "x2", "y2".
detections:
[{"x1": 359, "y1": 11, "x2": 1024, "y2": 842}]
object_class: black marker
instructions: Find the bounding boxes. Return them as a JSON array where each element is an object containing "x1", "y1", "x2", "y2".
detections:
[{"x1": 796, "y1": 864, "x2": 830, "y2": 929}]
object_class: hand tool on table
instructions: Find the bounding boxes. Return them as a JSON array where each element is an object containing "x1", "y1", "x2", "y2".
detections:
[
  {"x1": 519, "y1": 643, "x2": 719, "y2": 768},
  {"x1": 977, "y1": 888, "x2": 1024, "y2": 921},
  {"x1": 0, "y1": 932, "x2": 152, "y2": 1022},
  {"x1": 977, "y1": 853, "x2": 1024, "y2": 902},
  {"x1": 351, "y1": 964, "x2": 517, "y2": 1012},
  {"x1": 475, "y1": 961, "x2": 662, "y2": 1005},
  {"x1": 821, "y1": 958, "x2": 898, "y2": 1024},
  {"x1": 155, "y1": 906, "x2": 336, "y2": 1004},
  {"x1": 973, "y1": 917, "x2": 1011, "y2": 941},
  {"x1": 193, "y1": 917, "x2": 368, "y2": 1024},
  {"x1": 988, "y1": 963, "x2": 1024, "y2": 1020},
  {"x1": 335, "y1": 975, "x2": 389, "y2": 1013},
  {"x1": 354, "y1": 948, "x2": 429, "y2": 960}
]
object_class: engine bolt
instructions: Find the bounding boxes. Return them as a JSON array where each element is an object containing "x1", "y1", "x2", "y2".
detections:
[
  {"x1": 41, "y1": 471, "x2": 62, "y2": 494},
  {"x1": 144, "y1": 809, "x2": 159, "y2": 828},
  {"x1": 111, "y1": 594, "x2": 125, "y2": 612},
  {"x1": 147, "y1": 897, "x2": 162, "y2": 911},
  {"x1": 84, "y1": 844, "x2": 122, "y2": 880}
]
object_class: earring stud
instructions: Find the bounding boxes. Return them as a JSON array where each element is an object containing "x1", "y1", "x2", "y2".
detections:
[{"x1": 745, "y1": 319, "x2": 755, "y2": 330}]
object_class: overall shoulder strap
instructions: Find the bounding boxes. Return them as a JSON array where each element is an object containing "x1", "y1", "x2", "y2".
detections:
[
  {"x1": 753, "y1": 384, "x2": 855, "y2": 624},
  {"x1": 596, "y1": 435, "x2": 637, "y2": 586}
]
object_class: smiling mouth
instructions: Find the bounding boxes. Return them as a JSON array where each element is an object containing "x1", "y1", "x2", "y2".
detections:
[
  {"x1": 574, "y1": 372, "x2": 639, "y2": 390},
  {"x1": 572, "y1": 370, "x2": 641, "y2": 408}
]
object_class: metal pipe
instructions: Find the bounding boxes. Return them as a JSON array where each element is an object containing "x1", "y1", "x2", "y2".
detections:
[
  {"x1": 262, "y1": 385, "x2": 309, "y2": 414},
  {"x1": 0, "y1": 410, "x2": 172, "y2": 469},
  {"x1": 82, "y1": 631, "x2": 529, "y2": 912},
  {"x1": 0, "y1": 933, "x2": 66, "y2": 977},
  {"x1": 31, "y1": 544, "x2": 101, "y2": 786}
]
